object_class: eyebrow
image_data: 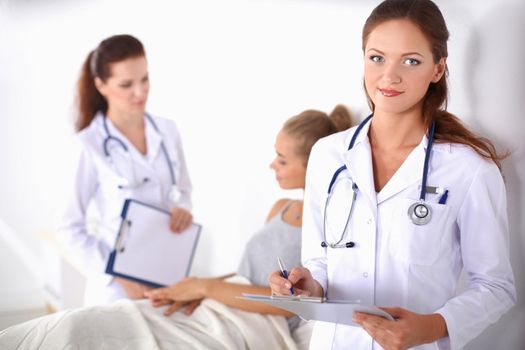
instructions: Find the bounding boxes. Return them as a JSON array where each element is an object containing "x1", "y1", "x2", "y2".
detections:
[{"x1": 367, "y1": 48, "x2": 424, "y2": 57}]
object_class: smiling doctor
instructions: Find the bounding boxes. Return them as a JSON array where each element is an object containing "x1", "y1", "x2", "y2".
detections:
[
  {"x1": 269, "y1": 1, "x2": 516, "y2": 349},
  {"x1": 58, "y1": 34, "x2": 193, "y2": 306}
]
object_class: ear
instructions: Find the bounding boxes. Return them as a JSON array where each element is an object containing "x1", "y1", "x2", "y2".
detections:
[
  {"x1": 94, "y1": 77, "x2": 107, "y2": 97},
  {"x1": 432, "y1": 57, "x2": 447, "y2": 83}
]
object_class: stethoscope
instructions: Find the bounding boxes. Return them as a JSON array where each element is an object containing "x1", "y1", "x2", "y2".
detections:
[
  {"x1": 321, "y1": 114, "x2": 436, "y2": 249},
  {"x1": 102, "y1": 113, "x2": 181, "y2": 203}
]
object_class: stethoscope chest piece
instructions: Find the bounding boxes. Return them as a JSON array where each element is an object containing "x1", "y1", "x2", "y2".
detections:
[{"x1": 408, "y1": 202, "x2": 432, "y2": 225}]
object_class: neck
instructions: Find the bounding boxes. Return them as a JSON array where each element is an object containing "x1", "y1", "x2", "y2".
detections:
[
  {"x1": 106, "y1": 108, "x2": 145, "y2": 133},
  {"x1": 369, "y1": 110, "x2": 426, "y2": 150}
]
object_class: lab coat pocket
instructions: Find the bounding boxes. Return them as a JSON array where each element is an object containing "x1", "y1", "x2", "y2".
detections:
[{"x1": 387, "y1": 198, "x2": 451, "y2": 266}]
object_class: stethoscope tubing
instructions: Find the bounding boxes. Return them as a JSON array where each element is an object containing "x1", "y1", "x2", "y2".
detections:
[
  {"x1": 102, "y1": 113, "x2": 176, "y2": 186},
  {"x1": 419, "y1": 121, "x2": 436, "y2": 202},
  {"x1": 321, "y1": 114, "x2": 436, "y2": 248}
]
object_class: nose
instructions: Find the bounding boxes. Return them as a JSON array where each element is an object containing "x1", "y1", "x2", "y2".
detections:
[
  {"x1": 381, "y1": 62, "x2": 401, "y2": 85},
  {"x1": 270, "y1": 159, "x2": 276, "y2": 170},
  {"x1": 133, "y1": 83, "x2": 149, "y2": 98}
]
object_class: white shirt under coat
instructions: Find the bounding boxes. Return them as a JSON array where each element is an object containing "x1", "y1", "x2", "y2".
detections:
[
  {"x1": 302, "y1": 119, "x2": 516, "y2": 350},
  {"x1": 58, "y1": 112, "x2": 192, "y2": 306}
]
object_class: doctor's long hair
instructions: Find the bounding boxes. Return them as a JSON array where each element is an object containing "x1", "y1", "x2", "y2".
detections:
[
  {"x1": 75, "y1": 34, "x2": 146, "y2": 131},
  {"x1": 362, "y1": 0, "x2": 505, "y2": 169},
  {"x1": 283, "y1": 104, "x2": 354, "y2": 163}
]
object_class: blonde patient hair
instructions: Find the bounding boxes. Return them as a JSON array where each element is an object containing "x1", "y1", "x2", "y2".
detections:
[{"x1": 282, "y1": 104, "x2": 355, "y2": 162}]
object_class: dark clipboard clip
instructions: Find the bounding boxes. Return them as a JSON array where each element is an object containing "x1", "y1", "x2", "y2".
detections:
[{"x1": 115, "y1": 219, "x2": 132, "y2": 253}]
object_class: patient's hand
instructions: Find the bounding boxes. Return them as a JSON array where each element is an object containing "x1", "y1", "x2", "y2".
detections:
[
  {"x1": 144, "y1": 277, "x2": 209, "y2": 316},
  {"x1": 115, "y1": 277, "x2": 152, "y2": 299}
]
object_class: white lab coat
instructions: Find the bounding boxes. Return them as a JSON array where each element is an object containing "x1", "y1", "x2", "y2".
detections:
[
  {"x1": 302, "y1": 119, "x2": 516, "y2": 350},
  {"x1": 58, "y1": 112, "x2": 192, "y2": 306}
]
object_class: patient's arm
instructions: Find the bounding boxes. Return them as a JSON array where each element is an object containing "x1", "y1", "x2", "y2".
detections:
[
  {"x1": 145, "y1": 277, "x2": 294, "y2": 317},
  {"x1": 115, "y1": 277, "x2": 153, "y2": 299}
]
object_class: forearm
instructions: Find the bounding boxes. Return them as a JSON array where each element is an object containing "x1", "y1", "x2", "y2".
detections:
[{"x1": 204, "y1": 280, "x2": 294, "y2": 317}]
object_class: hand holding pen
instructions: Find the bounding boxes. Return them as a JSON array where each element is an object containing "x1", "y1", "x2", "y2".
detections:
[
  {"x1": 277, "y1": 257, "x2": 295, "y2": 295},
  {"x1": 269, "y1": 264, "x2": 325, "y2": 298}
]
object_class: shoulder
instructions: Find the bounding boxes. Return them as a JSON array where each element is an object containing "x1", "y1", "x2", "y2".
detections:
[
  {"x1": 306, "y1": 126, "x2": 358, "y2": 179},
  {"x1": 148, "y1": 114, "x2": 181, "y2": 136},
  {"x1": 312, "y1": 126, "x2": 356, "y2": 154},
  {"x1": 435, "y1": 142, "x2": 500, "y2": 176},
  {"x1": 76, "y1": 114, "x2": 105, "y2": 155},
  {"x1": 432, "y1": 142, "x2": 504, "y2": 204},
  {"x1": 265, "y1": 198, "x2": 291, "y2": 222}
]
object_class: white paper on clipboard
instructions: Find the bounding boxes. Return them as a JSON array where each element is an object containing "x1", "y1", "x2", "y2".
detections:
[
  {"x1": 241, "y1": 294, "x2": 394, "y2": 326},
  {"x1": 106, "y1": 199, "x2": 201, "y2": 288}
]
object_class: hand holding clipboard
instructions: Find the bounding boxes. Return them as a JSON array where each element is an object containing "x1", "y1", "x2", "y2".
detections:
[{"x1": 106, "y1": 199, "x2": 201, "y2": 288}]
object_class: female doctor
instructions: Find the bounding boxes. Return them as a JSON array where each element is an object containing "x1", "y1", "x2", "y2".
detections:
[
  {"x1": 269, "y1": 1, "x2": 516, "y2": 349},
  {"x1": 58, "y1": 34, "x2": 193, "y2": 306}
]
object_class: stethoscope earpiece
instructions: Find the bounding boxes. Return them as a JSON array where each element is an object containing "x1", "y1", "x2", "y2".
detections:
[{"x1": 320, "y1": 241, "x2": 356, "y2": 249}]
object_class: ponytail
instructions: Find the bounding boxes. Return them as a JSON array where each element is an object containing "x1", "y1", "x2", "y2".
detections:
[
  {"x1": 75, "y1": 51, "x2": 107, "y2": 131},
  {"x1": 432, "y1": 111, "x2": 505, "y2": 170},
  {"x1": 283, "y1": 104, "x2": 355, "y2": 161},
  {"x1": 328, "y1": 104, "x2": 354, "y2": 132}
]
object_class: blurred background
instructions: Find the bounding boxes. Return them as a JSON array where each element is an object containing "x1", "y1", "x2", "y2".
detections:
[{"x1": 0, "y1": 0, "x2": 523, "y2": 348}]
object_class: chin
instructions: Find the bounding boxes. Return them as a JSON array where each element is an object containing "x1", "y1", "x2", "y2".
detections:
[{"x1": 278, "y1": 182, "x2": 291, "y2": 190}]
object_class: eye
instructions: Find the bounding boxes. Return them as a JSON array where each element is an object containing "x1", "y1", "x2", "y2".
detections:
[
  {"x1": 279, "y1": 160, "x2": 287, "y2": 166},
  {"x1": 369, "y1": 55, "x2": 384, "y2": 63},
  {"x1": 142, "y1": 75, "x2": 149, "y2": 83},
  {"x1": 119, "y1": 82, "x2": 132, "y2": 88},
  {"x1": 403, "y1": 58, "x2": 420, "y2": 66}
]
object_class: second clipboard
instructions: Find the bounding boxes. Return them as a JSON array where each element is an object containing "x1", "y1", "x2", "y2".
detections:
[
  {"x1": 106, "y1": 199, "x2": 201, "y2": 288},
  {"x1": 241, "y1": 293, "x2": 394, "y2": 326}
]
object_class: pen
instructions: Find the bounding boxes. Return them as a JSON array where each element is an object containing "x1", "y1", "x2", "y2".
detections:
[
  {"x1": 439, "y1": 189, "x2": 449, "y2": 204},
  {"x1": 277, "y1": 257, "x2": 295, "y2": 295}
]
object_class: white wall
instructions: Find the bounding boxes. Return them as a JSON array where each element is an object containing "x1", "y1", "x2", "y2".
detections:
[{"x1": 0, "y1": 0, "x2": 523, "y2": 348}]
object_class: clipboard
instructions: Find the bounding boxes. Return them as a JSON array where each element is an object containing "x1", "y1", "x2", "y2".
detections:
[
  {"x1": 241, "y1": 294, "x2": 394, "y2": 326},
  {"x1": 105, "y1": 199, "x2": 201, "y2": 288}
]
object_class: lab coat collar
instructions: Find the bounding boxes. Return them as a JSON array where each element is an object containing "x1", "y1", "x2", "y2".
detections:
[
  {"x1": 95, "y1": 112, "x2": 163, "y2": 169},
  {"x1": 342, "y1": 119, "x2": 378, "y2": 217},
  {"x1": 375, "y1": 130, "x2": 451, "y2": 204},
  {"x1": 343, "y1": 120, "x2": 446, "y2": 206},
  {"x1": 144, "y1": 115, "x2": 163, "y2": 165}
]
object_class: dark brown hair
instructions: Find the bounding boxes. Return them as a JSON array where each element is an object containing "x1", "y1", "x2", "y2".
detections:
[
  {"x1": 362, "y1": 0, "x2": 505, "y2": 169},
  {"x1": 75, "y1": 34, "x2": 145, "y2": 131},
  {"x1": 283, "y1": 104, "x2": 355, "y2": 161}
]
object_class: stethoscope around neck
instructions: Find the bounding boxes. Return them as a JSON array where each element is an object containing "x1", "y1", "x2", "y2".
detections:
[
  {"x1": 320, "y1": 114, "x2": 436, "y2": 249},
  {"x1": 102, "y1": 113, "x2": 181, "y2": 203}
]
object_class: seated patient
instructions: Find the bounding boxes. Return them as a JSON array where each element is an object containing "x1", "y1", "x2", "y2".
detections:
[
  {"x1": 145, "y1": 105, "x2": 354, "y2": 325},
  {"x1": 0, "y1": 106, "x2": 353, "y2": 350}
]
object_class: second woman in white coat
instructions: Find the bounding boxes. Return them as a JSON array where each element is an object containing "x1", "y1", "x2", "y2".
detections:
[
  {"x1": 269, "y1": 1, "x2": 516, "y2": 349},
  {"x1": 59, "y1": 34, "x2": 193, "y2": 306}
]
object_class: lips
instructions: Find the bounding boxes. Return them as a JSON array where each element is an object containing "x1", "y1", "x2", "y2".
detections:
[
  {"x1": 132, "y1": 101, "x2": 146, "y2": 107},
  {"x1": 379, "y1": 88, "x2": 403, "y2": 97}
]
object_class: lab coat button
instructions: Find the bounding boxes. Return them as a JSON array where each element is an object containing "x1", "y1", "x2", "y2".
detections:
[
  {"x1": 363, "y1": 272, "x2": 368, "y2": 278},
  {"x1": 366, "y1": 219, "x2": 372, "y2": 225}
]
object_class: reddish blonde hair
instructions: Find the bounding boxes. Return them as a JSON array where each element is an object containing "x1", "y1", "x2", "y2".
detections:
[{"x1": 283, "y1": 105, "x2": 355, "y2": 161}]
